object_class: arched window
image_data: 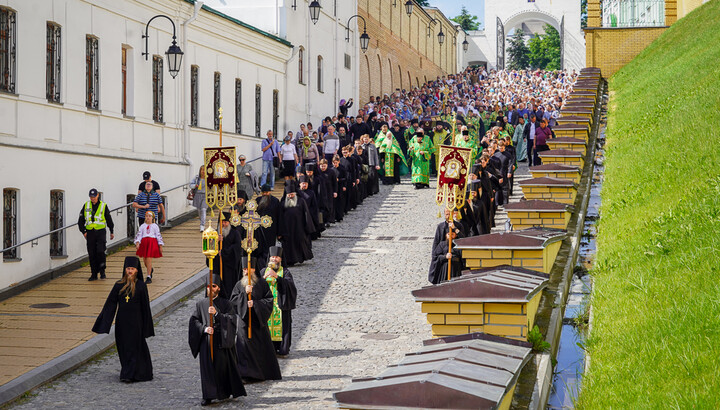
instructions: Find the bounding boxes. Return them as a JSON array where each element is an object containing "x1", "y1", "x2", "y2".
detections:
[
  {"x1": 317, "y1": 55, "x2": 323, "y2": 92},
  {"x1": 298, "y1": 46, "x2": 304, "y2": 85}
]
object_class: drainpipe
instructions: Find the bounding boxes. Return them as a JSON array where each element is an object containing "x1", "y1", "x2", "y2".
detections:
[
  {"x1": 333, "y1": 11, "x2": 338, "y2": 118},
  {"x1": 182, "y1": 1, "x2": 203, "y2": 181},
  {"x1": 306, "y1": 4, "x2": 312, "y2": 122}
]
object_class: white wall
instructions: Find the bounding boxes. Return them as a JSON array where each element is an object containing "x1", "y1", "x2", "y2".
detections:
[
  {"x1": 470, "y1": 0, "x2": 585, "y2": 70},
  {"x1": 0, "y1": 0, "x2": 291, "y2": 289},
  {"x1": 203, "y1": 0, "x2": 360, "y2": 136}
]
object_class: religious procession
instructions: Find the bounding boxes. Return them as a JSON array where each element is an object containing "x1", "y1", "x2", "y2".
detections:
[{"x1": 74, "y1": 63, "x2": 589, "y2": 409}]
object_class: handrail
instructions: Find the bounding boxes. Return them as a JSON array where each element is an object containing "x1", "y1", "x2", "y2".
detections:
[{"x1": 1, "y1": 155, "x2": 264, "y2": 254}]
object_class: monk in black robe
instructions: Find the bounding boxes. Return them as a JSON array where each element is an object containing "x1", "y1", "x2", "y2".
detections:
[
  {"x1": 189, "y1": 274, "x2": 246, "y2": 405},
  {"x1": 432, "y1": 209, "x2": 467, "y2": 251},
  {"x1": 298, "y1": 175, "x2": 323, "y2": 239},
  {"x1": 92, "y1": 256, "x2": 154, "y2": 382},
  {"x1": 256, "y1": 184, "x2": 281, "y2": 256},
  {"x1": 231, "y1": 257, "x2": 282, "y2": 381},
  {"x1": 278, "y1": 182, "x2": 315, "y2": 266},
  {"x1": 428, "y1": 228, "x2": 464, "y2": 284},
  {"x1": 216, "y1": 213, "x2": 242, "y2": 298},
  {"x1": 315, "y1": 159, "x2": 335, "y2": 226},
  {"x1": 469, "y1": 180, "x2": 491, "y2": 235},
  {"x1": 261, "y1": 246, "x2": 297, "y2": 356},
  {"x1": 332, "y1": 156, "x2": 347, "y2": 222}
]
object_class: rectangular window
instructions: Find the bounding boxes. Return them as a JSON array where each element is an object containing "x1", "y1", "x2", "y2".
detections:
[
  {"x1": 46, "y1": 22, "x2": 61, "y2": 102},
  {"x1": 272, "y1": 89, "x2": 279, "y2": 138},
  {"x1": 344, "y1": 53, "x2": 351, "y2": 70},
  {"x1": 317, "y1": 56, "x2": 323, "y2": 93},
  {"x1": 190, "y1": 65, "x2": 198, "y2": 126},
  {"x1": 3, "y1": 188, "x2": 18, "y2": 260},
  {"x1": 255, "y1": 84, "x2": 261, "y2": 138},
  {"x1": 152, "y1": 55, "x2": 163, "y2": 122},
  {"x1": 86, "y1": 36, "x2": 99, "y2": 110},
  {"x1": 213, "y1": 72, "x2": 221, "y2": 131},
  {"x1": 126, "y1": 194, "x2": 137, "y2": 235},
  {"x1": 121, "y1": 47, "x2": 127, "y2": 114},
  {"x1": 298, "y1": 47, "x2": 304, "y2": 84},
  {"x1": 235, "y1": 78, "x2": 242, "y2": 134},
  {"x1": 0, "y1": 7, "x2": 17, "y2": 94},
  {"x1": 50, "y1": 190, "x2": 65, "y2": 257}
]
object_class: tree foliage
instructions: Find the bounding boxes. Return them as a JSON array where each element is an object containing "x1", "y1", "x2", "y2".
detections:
[
  {"x1": 507, "y1": 30, "x2": 530, "y2": 70},
  {"x1": 451, "y1": 6, "x2": 480, "y2": 31},
  {"x1": 527, "y1": 24, "x2": 561, "y2": 70},
  {"x1": 414, "y1": 0, "x2": 430, "y2": 7}
]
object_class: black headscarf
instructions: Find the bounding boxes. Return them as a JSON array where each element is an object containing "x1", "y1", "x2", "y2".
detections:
[{"x1": 122, "y1": 256, "x2": 144, "y2": 282}]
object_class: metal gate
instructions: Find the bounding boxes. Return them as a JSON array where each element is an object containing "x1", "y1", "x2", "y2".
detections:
[
  {"x1": 560, "y1": 16, "x2": 565, "y2": 70},
  {"x1": 496, "y1": 17, "x2": 505, "y2": 70}
]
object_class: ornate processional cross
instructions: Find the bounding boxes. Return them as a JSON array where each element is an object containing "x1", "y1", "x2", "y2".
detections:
[{"x1": 236, "y1": 199, "x2": 273, "y2": 254}]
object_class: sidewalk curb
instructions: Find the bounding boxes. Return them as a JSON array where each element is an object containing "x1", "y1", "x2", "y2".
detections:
[{"x1": 0, "y1": 268, "x2": 209, "y2": 406}]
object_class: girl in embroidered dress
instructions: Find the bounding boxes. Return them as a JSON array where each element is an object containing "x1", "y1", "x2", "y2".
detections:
[{"x1": 135, "y1": 211, "x2": 163, "y2": 284}]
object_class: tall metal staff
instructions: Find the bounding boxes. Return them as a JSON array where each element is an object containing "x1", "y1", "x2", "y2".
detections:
[{"x1": 202, "y1": 108, "x2": 238, "y2": 357}]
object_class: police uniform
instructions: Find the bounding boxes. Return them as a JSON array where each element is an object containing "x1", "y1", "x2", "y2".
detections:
[{"x1": 78, "y1": 189, "x2": 114, "y2": 281}]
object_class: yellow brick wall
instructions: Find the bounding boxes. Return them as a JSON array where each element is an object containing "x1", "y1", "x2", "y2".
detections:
[
  {"x1": 585, "y1": 27, "x2": 667, "y2": 77},
  {"x1": 461, "y1": 248, "x2": 550, "y2": 272},
  {"x1": 537, "y1": 156, "x2": 584, "y2": 168},
  {"x1": 508, "y1": 211, "x2": 571, "y2": 230},
  {"x1": 520, "y1": 186, "x2": 578, "y2": 204},
  {"x1": 677, "y1": 0, "x2": 704, "y2": 18},
  {"x1": 529, "y1": 171, "x2": 581, "y2": 183},
  {"x1": 546, "y1": 142, "x2": 587, "y2": 156},
  {"x1": 553, "y1": 128, "x2": 589, "y2": 141},
  {"x1": 358, "y1": 1, "x2": 457, "y2": 102}
]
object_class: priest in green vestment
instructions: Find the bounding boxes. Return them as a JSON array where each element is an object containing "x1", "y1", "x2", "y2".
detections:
[
  {"x1": 407, "y1": 131, "x2": 433, "y2": 189},
  {"x1": 376, "y1": 128, "x2": 408, "y2": 185}
]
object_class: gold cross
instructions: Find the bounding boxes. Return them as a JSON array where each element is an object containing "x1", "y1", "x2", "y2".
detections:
[{"x1": 125, "y1": 294, "x2": 130, "y2": 302}]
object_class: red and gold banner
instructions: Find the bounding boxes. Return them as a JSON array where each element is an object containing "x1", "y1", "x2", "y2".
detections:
[
  {"x1": 436, "y1": 144, "x2": 472, "y2": 211},
  {"x1": 204, "y1": 146, "x2": 237, "y2": 210}
]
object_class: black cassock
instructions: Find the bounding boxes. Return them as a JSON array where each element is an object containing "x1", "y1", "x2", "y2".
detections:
[
  {"x1": 189, "y1": 297, "x2": 246, "y2": 400},
  {"x1": 93, "y1": 281, "x2": 154, "y2": 381},
  {"x1": 299, "y1": 188, "x2": 324, "y2": 239},
  {"x1": 210, "y1": 229, "x2": 242, "y2": 298},
  {"x1": 257, "y1": 195, "x2": 281, "y2": 247},
  {"x1": 432, "y1": 220, "x2": 467, "y2": 251},
  {"x1": 315, "y1": 170, "x2": 335, "y2": 225},
  {"x1": 472, "y1": 198, "x2": 492, "y2": 235},
  {"x1": 231, "y1": 275, "x2": 282, "y2": 381},
  {"x1": 261, "y1": 267, "x2": 298, "y2": 355},
  {"x1": 278, "y1": 198, "x2": 315, "y2": 266},
  {"x1": 333, "y1": 162, "x2": 348, "y2": 222},
  {"x1": 428, "y1": 239, "x2": 463, "y2": 284}
]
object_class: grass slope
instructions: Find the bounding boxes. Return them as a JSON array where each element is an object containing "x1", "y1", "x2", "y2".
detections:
[{"x1": 578, "y1": 1, "x2": 720, "y2": 407}]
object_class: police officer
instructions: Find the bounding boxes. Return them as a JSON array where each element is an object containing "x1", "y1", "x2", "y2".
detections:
[{"x1": 78, "y1": 188, "x2": 114, "y2": 281}]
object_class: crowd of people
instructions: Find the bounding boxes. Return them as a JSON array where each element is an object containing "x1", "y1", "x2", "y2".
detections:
[{"x1": 86, "y1": 66, "x2": 577, "y2": 406}]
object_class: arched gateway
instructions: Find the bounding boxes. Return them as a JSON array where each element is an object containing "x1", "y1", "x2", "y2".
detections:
[{"x1": 463, "y1": 0, "x2": 585, "y2": 71}]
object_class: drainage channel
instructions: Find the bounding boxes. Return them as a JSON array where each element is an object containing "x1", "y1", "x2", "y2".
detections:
[{"x1": 546, "y1": 104, "x2": 607, "y2": 408}]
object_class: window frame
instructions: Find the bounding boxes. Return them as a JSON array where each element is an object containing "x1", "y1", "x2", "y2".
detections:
[
  {"x1": 46, "y1": 21, "x2": 61, "y2": 103},
  {"x1": 0, "y1": 7, "x2": 17, "y2": 94},
  {"x1": 86, "y1": 35, "x2": 99, "y2": 110},
  {"x1": 317, "y1": 55, "x2": 323, "y2": 93},
  {"x1": 213, "y1": 71, "x2": 221, "y2": 131},
  {"x1": 190, "y1": 65, "x2": 199, "y2": 127},
  {"x1": 152, "y1": 55, "x2": 163, "y2": 123},
  {"x1": 49, "y1": 190, "x2": 65, "y2": 257},
  {"x1": 3, "y1": 188, "x2": 19, "y2": 260},
  {"x1": 235, "y1": 78, "x2": 242, "y2": 134}
]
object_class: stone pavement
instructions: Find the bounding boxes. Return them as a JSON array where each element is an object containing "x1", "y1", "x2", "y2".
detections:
[{"x1": 10, "y1": 164, "x2": 530, "y2": 409}]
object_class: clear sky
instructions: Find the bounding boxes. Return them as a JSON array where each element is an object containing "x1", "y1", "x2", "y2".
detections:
[{"x1": 427, "y1": 0, "x2": 485, "y2": 29}]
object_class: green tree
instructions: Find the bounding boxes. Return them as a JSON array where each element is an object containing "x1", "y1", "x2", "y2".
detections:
[
  {"x1": 507, "y1": 30, "x2": 530, "y2": 70},
  {"x1": 527, "y1": 24, "x2": 561, "y2": 70},
  {"x1": 581, "y1": 0, "x2": 588, "y2": 28},
  {"x1": 415, "y1": 0, "x2": 430, "y2": 6},
  {"x1": 451, "y1": 6, "x2": 480, "y2": 31}
]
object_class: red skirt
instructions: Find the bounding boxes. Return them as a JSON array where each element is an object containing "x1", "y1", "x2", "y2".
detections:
[{"x1": 136, "y1": 237, "x2": 163, "y2": 258}]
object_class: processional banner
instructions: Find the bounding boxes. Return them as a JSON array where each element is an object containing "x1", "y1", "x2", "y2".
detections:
[
  {"x1": 204, "y1": 146, "x2": 237, "y2": 210},
  {"x1": 435, "y1": 145, "x2": 472, "y2": 211}
]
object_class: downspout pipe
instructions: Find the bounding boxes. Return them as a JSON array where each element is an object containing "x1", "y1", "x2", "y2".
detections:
[{"x1": 182, "y1": 1, "x2": 203, "y2": 181}]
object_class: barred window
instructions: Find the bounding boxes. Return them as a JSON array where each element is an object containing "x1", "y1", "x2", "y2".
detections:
[
  {"x1": 272, "y1": 89, "x2": 279, "y2": 138},
  {"x1": 190, "y1": 65, "x2": 198, "y2": 126},
  {"x1": 152, "y1": 55, "x2": 163, "y2": 122},
  {"x1": 213, "y1": 72, "x2": 221, "y2": 131},
  {"x1": 3, "y1": 188, "x2": 18, "y2": 260},
  {"x1": 50, "y1": 190, "x2": 65, "y2": 257},
  {"x1": 344, "y1": 53, "x2": 351, "y2": 70},
  {"x1": 235, "y1": 79, "x2": 242, "y2": 134},
  {"x1": 46, "y1": 22, "x2": 61, "y2": 102},
  {"x1": 0, "y1": 7, "x2": 17, "y2": 94},
  {"x1": 86, "y1": 36, "x2": 99, "y2": 109},
  {"x1": 255, "y1": 84, "x2": 261, "y2": 138},
  {"x1": 121, "y1": 47, "x2": 127, "y2": 114}
]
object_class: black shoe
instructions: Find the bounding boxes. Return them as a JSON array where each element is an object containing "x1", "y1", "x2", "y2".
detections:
[
  {"x1": 88, "y1": 276, "x2": 98, "y2": 281},
  {"x1": 146, "y1": 276, "x2": 152, "y2": 284},
  {"x1": 201, "y1": 399, "x2": 212, "y2": 406},
  {"x1": 100, "y1": 272, "x2": 106, "y2": 279}
]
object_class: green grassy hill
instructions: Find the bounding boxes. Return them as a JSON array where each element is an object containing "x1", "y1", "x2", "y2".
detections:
[{"x1": 578, "y1": 0, "x2": 720, "y2": 407}]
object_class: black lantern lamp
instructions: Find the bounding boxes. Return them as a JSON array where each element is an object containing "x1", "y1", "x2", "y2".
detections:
[
  {"x1": 347, "y1": 15, "x2": 371, "y2": 53},
  {"x1": 142, "y1": 15, "x2": 183, "y2": 79},
  {"x1": 438, "y1": 28, "x2": 445, "y2": 45},
  {"x1": 463, "y1": 39, "x2": 469, "y2": 52},
  {"x1": 404, "y1": 0, "x2": 414, "y2": 16},
  {"x1": 309, "y1": 0, "x2": 321, "y2": 24}
]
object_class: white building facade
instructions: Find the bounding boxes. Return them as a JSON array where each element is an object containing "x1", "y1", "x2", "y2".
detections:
[
  {"x1": 203, "y1": 0, "x2": 361, "y2": 132},
  {"x1": 463, "y1": 0, "x2": 586, "y2": 71},
  {"x1": 0, "y1": 0, "x2": 293, "y2": 290}
]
